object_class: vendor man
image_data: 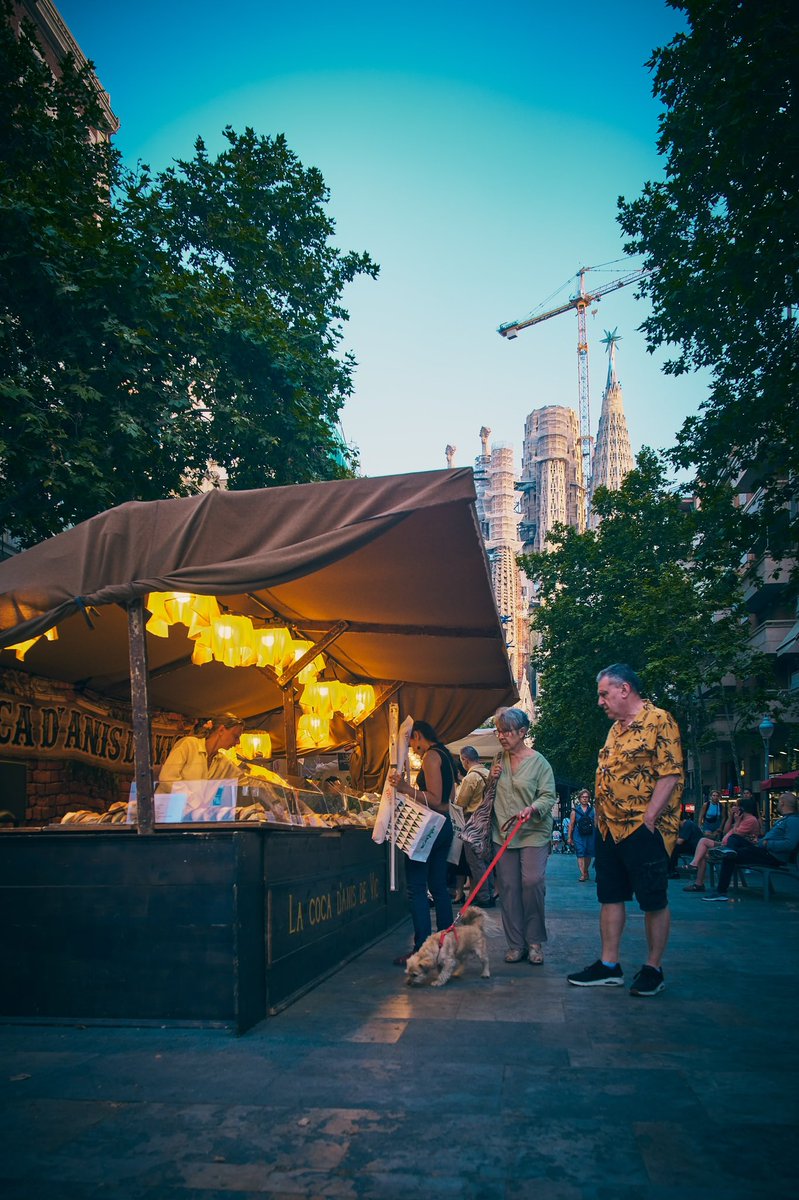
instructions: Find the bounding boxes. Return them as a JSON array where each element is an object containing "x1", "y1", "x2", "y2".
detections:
[{"x1": 568, "y1": 664, "x2": 683, "y2": 998}]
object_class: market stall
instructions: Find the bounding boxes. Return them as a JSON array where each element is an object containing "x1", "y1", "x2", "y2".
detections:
[{"x1": 0, "y1": 468, "x2": 517, "y2": 1030}]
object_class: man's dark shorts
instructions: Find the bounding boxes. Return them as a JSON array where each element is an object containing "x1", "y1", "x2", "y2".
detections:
[{"x1": 595, "y1": 825, "x2": 669, "y2": 912}]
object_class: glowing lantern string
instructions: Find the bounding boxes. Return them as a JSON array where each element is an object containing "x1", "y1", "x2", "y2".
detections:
[
  {"x1": 146, "y1": 593, "x2": 296, "y2": 673},
  {"x1": 140, "y1": 593, "x2": 377, "y2": 745},
  {"x1": 299, "y1": 680, "x2": 376, "y2": 723}
]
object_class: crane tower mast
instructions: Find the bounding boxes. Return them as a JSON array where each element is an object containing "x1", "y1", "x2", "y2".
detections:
[{"x1": 498, "y1": 265, "x2": 648, "y2": 526}]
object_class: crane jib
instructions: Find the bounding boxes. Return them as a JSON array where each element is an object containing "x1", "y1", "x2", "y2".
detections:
[{"x1": 496, "y1": 265, "x2": 650, "y2": 526}]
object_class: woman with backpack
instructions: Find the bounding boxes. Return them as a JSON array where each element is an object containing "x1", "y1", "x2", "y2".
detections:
[
  {"x1": 698, "y1": 789, "x2": 725, "y2": 837},
  {"x1": 569, "y1": 789, "x2": 596, "y2": 882}
]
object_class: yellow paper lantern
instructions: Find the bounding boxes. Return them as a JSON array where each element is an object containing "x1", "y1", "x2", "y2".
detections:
[
  {"x1": 335, "y1": 683, "x2": 376, "y2": 721},
  {"x1": 238, "y1": 730, "x2": 272, "y2": 759},
  {"x1": 144, "y1": 593, "x2": 171, "y2": 638},
  {"x1": 5, "y1": 626, "x2": 58, "y2": 661},
  {"x1": 165, "y1": 592, "x2": 194, "y2": 624},
  {"x1": 190, "y1": 640, "x2": 214, "y2": 666},
  {"x1": 185, "y1": 594, "x2": 222, "y2": 640},
  {"x1": 207, "y1": 614, "x2": 257, "y2": 668},
  {"x1": 145, "y1": 592, "x2": 221, "y2": 639},
  {"x1": 253, "y1": 626, "x2": 292, "y2": 670},
  {"x1": 297, "y1": 712, "x2": 330, "y2": 750},
  {"x1": 334, "y1": 683, "x2": 357, "y2": 720},
  {"x1": 352, "y1": 683, "x2": 376, "y2": 720},
  {"x1": 299, "y1": 680, "x2": 344, "y2": 719},
  {"x1": 288, "y1": 640, "x2": 324, "y2": 685}
]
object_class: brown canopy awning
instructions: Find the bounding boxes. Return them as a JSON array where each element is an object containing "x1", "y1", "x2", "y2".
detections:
[{"x1": 0, "y1": 469, "x2": 517, "y2": 784}]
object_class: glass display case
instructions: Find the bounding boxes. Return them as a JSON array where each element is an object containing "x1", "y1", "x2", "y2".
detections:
[{"x1": 118, "y1": 778, "x2": 380, "y2": 830}]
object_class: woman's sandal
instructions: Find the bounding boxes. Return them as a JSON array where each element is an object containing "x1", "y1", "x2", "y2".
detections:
[
  {"x1": 504, "y1": 950, "x2": 526, "y2": 963},
  {"x1": 683, "y1": 883, "x2": 705, "y2": 892},
  {"x1": 528, "y1": 946, "x2": 544, "y2": 965}
]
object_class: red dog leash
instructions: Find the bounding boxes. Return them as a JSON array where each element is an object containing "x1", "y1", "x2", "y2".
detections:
[{"x1": 450, "y1": 814, "x2": 525, "y2": 928}]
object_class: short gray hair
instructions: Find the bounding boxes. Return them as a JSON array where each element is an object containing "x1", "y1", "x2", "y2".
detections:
[
  {"x1": 460, "y1": 745, "x2": 480, "y2": 763},
  {"x1": 596, "y1": 663, "x2": 643, "y2": 695},
  {"x1": 495, "y1": 707, "x2": 531, "y2": 734}
]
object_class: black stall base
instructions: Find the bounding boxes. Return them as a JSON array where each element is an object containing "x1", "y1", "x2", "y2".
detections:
[{"x1": 0, "y1": 826, "x2": 406, "y2": 1033}]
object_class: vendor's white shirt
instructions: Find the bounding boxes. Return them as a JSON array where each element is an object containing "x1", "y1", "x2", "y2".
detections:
[{"x1": 158, "y1": 736, "x2": 240, "y2": 785}]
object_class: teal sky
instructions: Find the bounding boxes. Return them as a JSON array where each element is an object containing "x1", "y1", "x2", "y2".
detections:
[{"x1": 58, "y1": 0, "x2": 702, "y2": 479}]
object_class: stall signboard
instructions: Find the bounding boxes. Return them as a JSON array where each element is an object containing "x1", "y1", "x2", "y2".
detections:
[
  {"x1": 0, "y1": 679, "x2": 179, "y2": 772},
  {"x1": 269, "y1": 864, "x2": 385, "y2": 961}
]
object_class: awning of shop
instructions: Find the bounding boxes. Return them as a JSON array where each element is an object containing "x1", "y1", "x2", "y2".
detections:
[
  {"x1": 447, "y1": 729, "x2": 503, "y2": 759},
  {"x1": 761, "y1": 770, "x2": 799, "y2": 791},
  {"x1": 0, "y1": 469, "x2": 517, "y2": 785}
]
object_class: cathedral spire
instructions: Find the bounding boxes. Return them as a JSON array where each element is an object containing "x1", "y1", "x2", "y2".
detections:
[
  {"x1": 601, "y1": 327, "x2": 621, "y2": 391},
  {"x1": 588, "y1": 329, "x2": 634, "y2": 527}
]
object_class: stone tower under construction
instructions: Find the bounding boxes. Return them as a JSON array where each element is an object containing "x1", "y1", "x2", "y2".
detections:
[
  {"x1": 588, "y1": 330, "x2": 635, "y2": 523},
  {"x1": 471, "y1": 429, "x2": 528, "y2": 691},
  {"x1": 518, "y1": 406, "x2": 584, "y2": 554}
]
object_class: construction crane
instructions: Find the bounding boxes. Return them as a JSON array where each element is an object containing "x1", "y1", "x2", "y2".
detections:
[{"x1": 498, "y1": 265, "x2": 648, "y2": 522}]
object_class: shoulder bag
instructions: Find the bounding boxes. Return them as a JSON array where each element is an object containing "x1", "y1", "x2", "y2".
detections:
[{"x1": 459, "y1": 754, "x2": 502, "y2": 861}]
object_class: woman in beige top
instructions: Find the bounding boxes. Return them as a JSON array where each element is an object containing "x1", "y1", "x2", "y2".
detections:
[
  {"x1": 158, "y1": 715, "x2": 245, "y2": 785},
  {"x1": 490, "y1": 708, "x2": 557, "y2": 965}
]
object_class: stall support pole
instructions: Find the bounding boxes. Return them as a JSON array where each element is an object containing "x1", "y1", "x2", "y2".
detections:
[
  {"x1": 388, "y1": 702, "x2": 399, "y2": 892},
  {"x1": 283, "y1": 686, "x2": 299, "y2": 777},
  {"x1": 355, "y1": 726, "x2": 366, "y2": 791},
  {"x1": 127, "y1": 598, "x2": 155, "y2": 835}
]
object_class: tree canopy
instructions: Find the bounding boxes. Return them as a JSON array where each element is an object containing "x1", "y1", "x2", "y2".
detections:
[
  {"x1": 618, "y1": 0, "x2": 798, "y2": 572},
  {"x1": 522, "y1": 450, "x2": 774, "y2": 793},
  {"x1": 0, "y1": 8, "x2": 378, "y2": 546}
]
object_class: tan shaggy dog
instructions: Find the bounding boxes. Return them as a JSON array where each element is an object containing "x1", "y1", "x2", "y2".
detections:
[{"x1": 405, "y1": 907, "x2": 491, "y2": 987}]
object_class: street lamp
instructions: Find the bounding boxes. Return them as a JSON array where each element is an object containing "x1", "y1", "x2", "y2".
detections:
[{"x1": 758, "y1": 715, "x2": 776, "y2": 830}]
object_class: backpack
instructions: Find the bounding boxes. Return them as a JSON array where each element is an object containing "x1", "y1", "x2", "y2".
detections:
[{"x1": 576, "y1": 809, "x2": 594, "y2": 837}]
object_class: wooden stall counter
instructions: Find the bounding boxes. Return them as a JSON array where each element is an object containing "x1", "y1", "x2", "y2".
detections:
[{"x1": 0, "y1": 825, "x2": 406, "y2": 1033}]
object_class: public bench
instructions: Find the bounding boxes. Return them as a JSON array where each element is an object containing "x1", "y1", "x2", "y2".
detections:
[{"x1": 708, "y1": 850, "x2": 799, "y2": 903}]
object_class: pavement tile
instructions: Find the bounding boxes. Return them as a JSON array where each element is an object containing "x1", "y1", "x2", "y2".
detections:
[{"x1": 0, "y1": 854, "x2": 796, "y2": 1199}]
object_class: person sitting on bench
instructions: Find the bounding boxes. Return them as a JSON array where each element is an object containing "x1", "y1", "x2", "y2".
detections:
[
  {"x1": 684, "y1": 798, "x2": 760, "y2": 892},
  {"x1": 702, "y1": 793, "x2": 799, "y2": 902}
]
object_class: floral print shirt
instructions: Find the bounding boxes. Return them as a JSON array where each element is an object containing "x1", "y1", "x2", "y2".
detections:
[{"x1": 595, "y1": 701, "x2": 684, "y2": 851}]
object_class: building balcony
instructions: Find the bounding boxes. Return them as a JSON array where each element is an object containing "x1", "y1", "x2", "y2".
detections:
[
  {"x1": 742, "y1": 553, "x2": 796, "y2": 612},
  {"x1": 747, "y1": 619, "x2": 796, "y2": 656},
  {"x1": 775, "y1": 618, "x2": 799, "y2": 658}
]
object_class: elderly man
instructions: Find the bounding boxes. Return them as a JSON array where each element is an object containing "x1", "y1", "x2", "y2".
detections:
[
  {"x1": 702, "y1": 791, "x2": 799, "y2": 901},
  {"x1": 456, "y1": 745, "x2": 496, "y2": 906},
  {"x1": 568, "y1": 664, "x2": 683, "y2": 997}
]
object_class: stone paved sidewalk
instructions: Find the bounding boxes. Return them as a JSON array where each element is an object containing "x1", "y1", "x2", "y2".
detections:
[{"x1": 1, "y1": 852, "x2": 797, "y2": 1199}]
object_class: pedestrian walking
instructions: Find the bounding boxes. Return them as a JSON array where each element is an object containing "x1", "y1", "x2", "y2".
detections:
[
  {"x1": 568, "y1": 788, "x2": 596, "y2": 881},
  {"x1": 455, "y1": 745, "x2": 496, "y2": 905},
  {"x1": 567, "y1": 664, "x2": 683, "y2": 997},
  {"x1": 490, "y1": 707, "x2": 556, "y2": 966}
]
